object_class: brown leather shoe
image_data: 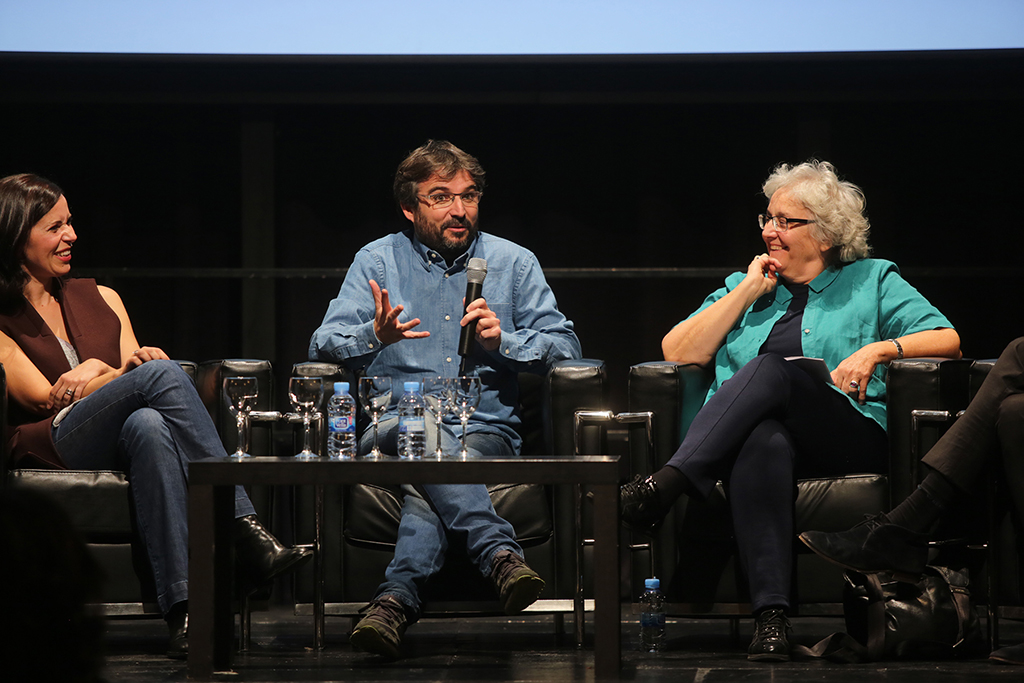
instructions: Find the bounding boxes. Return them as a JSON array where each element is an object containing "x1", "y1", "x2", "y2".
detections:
[
  {"x1": 350, "y1": 594, "x2": 409, "y2": 659},
  {"x1": 490, "y1": 550, "x2": 545, "y2": 614}
]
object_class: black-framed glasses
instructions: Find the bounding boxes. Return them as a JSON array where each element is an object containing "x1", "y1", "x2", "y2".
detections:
[
  {"x1": 418, "y1": 190, "x2": 483, "y2": 209},
  {"x1": 758, "y1": 213, "x2": 816, "y2": 232}
]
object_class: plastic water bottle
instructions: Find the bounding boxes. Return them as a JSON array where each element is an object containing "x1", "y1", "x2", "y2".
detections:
[
  {"x1": 327, "y1": 382, "x2": 357, "y2": 459},
  {"x1": 640, "y1": 577, "x2": 666, "y2": 652},
  {"x1": 397, "y1": 381, "x2": 427, "y2": 459}
]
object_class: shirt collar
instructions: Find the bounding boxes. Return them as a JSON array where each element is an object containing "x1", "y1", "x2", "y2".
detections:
[
  {"x1": 808, "y1": 263, "x2": 842, "y2": 293},
  {"x1": 770, "y1": 263, "x2": 841, "y2": 306},
  {"x1": 408, "y1": 229, "x2": 479, "y2": 273}
]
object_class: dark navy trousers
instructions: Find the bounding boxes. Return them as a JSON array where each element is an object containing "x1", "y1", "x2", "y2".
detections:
[{"x1": 664, "y1": 354, "x2": 888, "y2": 612}]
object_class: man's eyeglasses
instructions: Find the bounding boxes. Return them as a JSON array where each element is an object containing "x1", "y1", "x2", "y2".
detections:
[
  {"x1": 418, "y1": 191, "x2": 483, "y2": 209},
  {"x1": 758, "y1": 213, "x2": 816, "y2": 233}
]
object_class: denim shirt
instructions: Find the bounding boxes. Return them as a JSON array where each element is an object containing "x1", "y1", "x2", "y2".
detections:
[
  {"x1": 685, "y1": 258, "x2": 954, "y2": 431},
  {"x1": 308, "y1": 229, "x2": 582, "y2": 451}
]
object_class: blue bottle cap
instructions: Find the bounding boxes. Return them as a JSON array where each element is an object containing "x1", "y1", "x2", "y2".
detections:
[
  {"x1": 404, "y1": 381, "x2": 420, "y2": 392},
  {"x1": 335, "y1": 382, "x2": 349, "y2": 393},
  {"x1": 645, "y1": 577, "x2": 660, "y2": 590}
]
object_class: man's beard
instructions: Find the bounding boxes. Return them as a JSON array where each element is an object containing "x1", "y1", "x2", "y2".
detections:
[{"x1": 416, "y1": 215, "x2": 478, "y2": 261}]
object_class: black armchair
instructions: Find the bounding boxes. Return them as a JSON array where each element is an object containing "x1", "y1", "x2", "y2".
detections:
[
  {"x1": 4, "y1": 359, "x2": 277, "y2": 618},
  {"x1": 623, "y1": 357, "x2": 971, "y2": 615},
  {"x1": 5, "y1": 361, "x2": 198, "y2": 614},
  {"x1": 291, "y1": 359, "x2": 609, "y2": 621}
]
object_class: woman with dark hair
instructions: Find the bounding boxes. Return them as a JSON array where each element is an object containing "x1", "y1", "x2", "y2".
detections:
[
  {"x1": 618, "y1": 161, "x2": 961, "y2": 661},
  {"x1": 0, "y1": 173, "x2": 311, "y2": 657}
]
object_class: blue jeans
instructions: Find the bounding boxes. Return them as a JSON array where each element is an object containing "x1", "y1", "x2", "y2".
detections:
[
  {"x1": 52, "y1": 360, "x2": 255, "y2": 614},
  {"x1": 359, "y1": 417, "x2": 522, "y2": 616}
]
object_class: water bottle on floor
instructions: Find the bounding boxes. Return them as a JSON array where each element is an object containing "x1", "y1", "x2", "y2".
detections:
[
  {"x1": 397, "y1": 381, "x2": 427, "y2": 459},
  {"x1": 640, "y1": 577, "x2": 666, "y2": 652},
  {"x1": 327, "y1": 382, "x2": 357, "y2": 459}
]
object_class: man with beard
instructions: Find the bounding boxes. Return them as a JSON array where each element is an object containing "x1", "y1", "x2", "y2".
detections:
[{"x1": 308, "y1": 140, "x2": 582, "y2": 658}]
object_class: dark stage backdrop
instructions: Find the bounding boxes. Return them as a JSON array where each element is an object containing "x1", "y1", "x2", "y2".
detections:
[{"x1": 2, "y1": 51, "x2": 1022, "y2": 413}]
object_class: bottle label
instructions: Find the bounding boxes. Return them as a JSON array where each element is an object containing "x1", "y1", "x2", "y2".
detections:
[
  {"x1": 329, "y1": 415, "x2": 355, "y2": 433},
  {"x1": 640, "y1": 613, "x2": 665, "y2": 627},
  {"x1": 399, "y1": 417, "x2": 425, "y2": 433}
]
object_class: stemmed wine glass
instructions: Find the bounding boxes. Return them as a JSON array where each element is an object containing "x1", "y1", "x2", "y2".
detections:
[
  {"x1": 358, "y1": 376, "x2": 393, "y2": 458},
  {"x1": 452, "y1": 376, "x2": 481, "y2": 459},
  {"x1": 422, "y1": 376, "x2": 454, "y2": 459},
  {"x1": 224, "y1": 376, "x2": 258, "y2": 459},
  {"x1": 289, "y1": 376, "x2": 324, "y2": 460}
]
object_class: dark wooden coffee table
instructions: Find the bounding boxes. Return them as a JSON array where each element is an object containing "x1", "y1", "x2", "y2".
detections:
[{"x1": 187, "y1": 456, "x2": 621, "y2": 679}]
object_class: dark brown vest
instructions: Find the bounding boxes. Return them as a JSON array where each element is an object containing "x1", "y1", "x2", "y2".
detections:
[{"x1": 1, "y1": 279, "x2": 122, "y2": 468}]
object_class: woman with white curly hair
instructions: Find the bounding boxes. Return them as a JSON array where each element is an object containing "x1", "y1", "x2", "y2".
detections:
[{"x1": 618, "y1": 160, "x2": 961, "y2": 662}]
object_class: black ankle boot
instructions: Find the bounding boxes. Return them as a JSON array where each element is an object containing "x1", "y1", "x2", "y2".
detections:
[
  {"x1": 234, "y1": 515, "x2": 312, "y2": 593},
  {"x1": 618, "y1": 475, "x2": 665, "y2": 533},
  {"x1": 165, "y1": 602, "x2": 188, "y2": 659}
]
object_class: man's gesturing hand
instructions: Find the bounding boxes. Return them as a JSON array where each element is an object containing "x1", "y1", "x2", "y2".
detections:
[{"x1": 370, "y1": 279, "x2": 430, "y2": 345}]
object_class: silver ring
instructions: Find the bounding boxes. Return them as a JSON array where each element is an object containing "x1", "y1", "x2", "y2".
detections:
[
  {"x1": 849, "y1": 381, "x2": 860, "y2": 390},
  {"x1": 65, "y1": 389, "x2": 74, "y2": 396}
]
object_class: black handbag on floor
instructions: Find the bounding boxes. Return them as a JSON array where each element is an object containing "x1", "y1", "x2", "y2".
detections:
[
  {"x1": 844, "y1": 565, "x2": 980, "y2": 659},
  {"x1": 796, "y1": 565, "x2": 981, "y2": 662}
]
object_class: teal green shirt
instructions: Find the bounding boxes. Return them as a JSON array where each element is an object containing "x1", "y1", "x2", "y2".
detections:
[{"x1": 684, "y1": 258, "x2": 954, "y2": 431}]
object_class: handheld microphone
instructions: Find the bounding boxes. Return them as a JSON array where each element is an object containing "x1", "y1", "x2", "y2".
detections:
[{"x1": 458, "y1": 258, "x2": 488, "y2": 373}]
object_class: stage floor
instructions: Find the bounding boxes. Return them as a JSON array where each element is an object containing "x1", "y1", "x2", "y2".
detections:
[{"x1": 97, "y1": 606, "x2": 1023, "y2": 682}]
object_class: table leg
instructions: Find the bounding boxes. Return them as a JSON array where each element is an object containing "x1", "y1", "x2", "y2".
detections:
[
  {"x1": 188, "y1": 483, "x2": 235, "y2": 679},
  {"x1": 574, "y1": 482, "x2": 586, "y2": 649},
  {"x1": 591, "y1": 482, "x2": 621, "y2": 678},
  {"x1": 188, "y1": 482, "x2": 214, "y2": 679},
  {"x1": 314, "y1": 483, "x2": 325, "y2": 650}
]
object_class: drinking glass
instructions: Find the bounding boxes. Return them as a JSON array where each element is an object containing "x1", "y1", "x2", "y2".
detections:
[
  {"x1": 223, "y1": 376, "x2": 258, "y2": 458},
  {"x1": 289, "y1": 376, "x2": 324, "y2": 460},
  {"x1": 452, "y1": 376, "x2": 481, "y2": 459},
  {"x1": 358, "y1": 376, "x2": 392, "y2": 458},
  {"x1": 422, "y1": 376, "x2": 454, "y2": 458}
]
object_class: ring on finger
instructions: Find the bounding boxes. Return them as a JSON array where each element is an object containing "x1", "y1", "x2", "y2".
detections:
[
  {"x1": 65, "y1": 389, "x2": 75, "y2": 396},
  {"x1": 849, "y1": 380, "x2": 860, "y2": 391}
]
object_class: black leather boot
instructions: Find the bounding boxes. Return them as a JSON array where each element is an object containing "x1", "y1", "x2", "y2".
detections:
[
  {"x1": 234, "y1": 515, "x2": 313, "y2": 594},
  {"x1": 618, "y1": 474, "x2": 665, "y2": 533},
  {"x1": 165, "y1": 601, "x2": 188, "y2": 659}
]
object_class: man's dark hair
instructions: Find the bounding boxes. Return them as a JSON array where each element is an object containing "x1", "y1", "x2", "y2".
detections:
[{"x1": 393, "y1": 140, "x2": 486, "y2": 213}]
